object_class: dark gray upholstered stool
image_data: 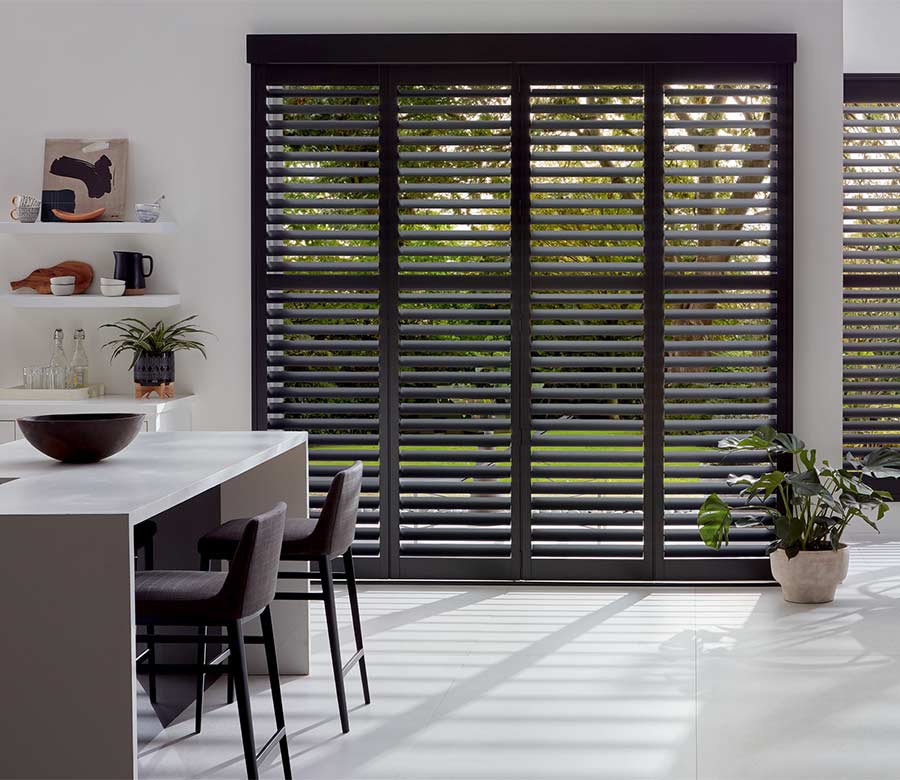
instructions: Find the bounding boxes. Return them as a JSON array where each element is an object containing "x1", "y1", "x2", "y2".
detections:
[
  {"x1": 197, "y1": 462, "x2": 369, "y2": 735},
  {"x1": 135, "y1": 504, "x2": 292, "y2": 780},
  {"x1": 133, "y1": 519, "x2": 158, "y2": 702}
]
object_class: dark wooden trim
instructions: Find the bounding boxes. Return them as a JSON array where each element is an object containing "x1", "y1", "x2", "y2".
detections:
[
  {"x1": 378, "y1": 65, "x2": 400, "y2": 579},
  {"x1": 776, "y1": 62, "x2": 795, "y2": 496},
  {"x1": 248, "y1": 33, "x2": 797, "y2": 66},
  {"x1": 510, "y1": 64, "x2": 530, "y2": 580},
  {"x1": 644, "y1": 66, "x2": 665, "y2": 580},
  {"x1": 845, "y1": 73, "x2": 900, "y2": 102},
  {"x1": 250, "y1": 64, "x2": 268, "y2": 431}
]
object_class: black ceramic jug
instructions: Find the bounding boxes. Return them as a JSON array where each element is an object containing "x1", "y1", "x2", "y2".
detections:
[{"x1": 113, "y1": 251, "x2": 153, "y2": 295}]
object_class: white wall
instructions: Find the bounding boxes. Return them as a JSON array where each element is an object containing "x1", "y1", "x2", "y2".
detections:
[
  {"x1": 845, "y1": 0, "x2": 900, "y2": 72},
  {"x1": 0, "y1": 0, "x2": 844, "y2": 441}
]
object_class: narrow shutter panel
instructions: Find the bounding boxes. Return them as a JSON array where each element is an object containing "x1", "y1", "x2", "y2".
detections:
[
  {"x1": 264, "y1": 81, "x2": 382, "y2": 558},
  {"x1": 528, "y1": 83, "x2": 647, "y2": 575},
  {"x1": 395, "y1": 82, "x2": 515, "y2": 575},
  {"x1": 661, "y1": 82, "x2": 780, "y2": 565},
  {"x1": 843, "y1": 98, "x2": 900, "y2": 459}
]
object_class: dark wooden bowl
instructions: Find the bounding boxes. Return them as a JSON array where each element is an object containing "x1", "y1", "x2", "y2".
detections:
[{"x1": 17, "y1": 413, "x2": 145, "y2": 463}]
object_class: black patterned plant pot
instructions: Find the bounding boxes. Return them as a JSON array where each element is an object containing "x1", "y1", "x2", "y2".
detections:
[{"x1": 133, "y1": 352, "x2": 175, "y2": 398}]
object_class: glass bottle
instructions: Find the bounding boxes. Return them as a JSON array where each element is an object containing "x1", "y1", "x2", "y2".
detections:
[
  {"x1": 49, "y1": 328, "x2": 69, "y2": 389},
  {"x1": 71, "y1": 328, "x2": 89, "y2": 389}
]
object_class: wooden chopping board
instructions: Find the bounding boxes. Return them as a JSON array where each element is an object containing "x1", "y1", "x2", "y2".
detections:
[{"x1": 10, "y1": 261, "x2": 94, "y2": 295}]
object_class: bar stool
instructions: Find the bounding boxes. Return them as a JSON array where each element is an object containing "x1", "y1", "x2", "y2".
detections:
[
  {"x1": 133, "y1": 519, "x2": 158, "y2": 702},
  {"x1": 135, "y1": 503, "x2": 291, "y2": 780},
  {"x1": 197, "y1": 462, "x2": 369, "y2": 734}
]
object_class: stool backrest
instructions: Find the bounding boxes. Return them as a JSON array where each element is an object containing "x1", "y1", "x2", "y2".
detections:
[
  {"x1": 222, "y1": 502, "x2": 286, "y2": 620},
  {"x1": 310, "y1": 461, "x2": 363, "y2": 557}
]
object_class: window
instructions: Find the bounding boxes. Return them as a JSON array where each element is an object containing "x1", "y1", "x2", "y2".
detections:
[
  {"x1": 250, "y1": 34, "x2": 796, "y2": 581},
  {"x1": 843, "y1": 75, "x2": 900, "y2": 494}
]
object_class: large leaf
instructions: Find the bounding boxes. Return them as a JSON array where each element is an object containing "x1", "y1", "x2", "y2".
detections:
[
  {"x1": 772, "y1": 432, "x2": 806, "y2": 455},
  {"x1": 697, "y1": 494, "x2": 733, "y2": 550},
  {"x1": 785, "y1": 469, "x2": 827, "y2": 497},
  {"x1": 798, "y1": 448, "x2": 817, "y2": 472},
  {"x1": 718, "y1": 425, "x2": 776, "y2": 452},
  {"x1": 774, "y1": 514, "x2": 805, "y2": 548},
  {"x1": 860, "y1": 448, "x2": 900, "y2": 479}
]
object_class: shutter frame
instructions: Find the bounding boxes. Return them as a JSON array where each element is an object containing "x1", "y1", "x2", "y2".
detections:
[{"x1": 251, "y1": 37, "x2": 795, "y2": 582}]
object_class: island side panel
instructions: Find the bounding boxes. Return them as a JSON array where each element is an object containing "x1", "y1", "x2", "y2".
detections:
[
  {"x1": 220, "y1": 439, "x2": 309, "y2": 674},
  {"x1": 0, "y1": 513, "x2": 137, "y2": 779}
]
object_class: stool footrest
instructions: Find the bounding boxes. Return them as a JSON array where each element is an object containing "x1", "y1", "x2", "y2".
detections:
[
  {"x1": 342, "y1": 648, "x2": 365, "y2": 678},
  {"x1": 136, "y1": 632, "x2": 224, "y2": 644},
  {"x1": 275, "y1": 591, "x2": 326, "y2": 601},
  {"x1": 256, "y1": 726, "x2": 287, "y2": 765},
  {"x1": 136, "y1": 661, "x2": 229, "y2": 674}
]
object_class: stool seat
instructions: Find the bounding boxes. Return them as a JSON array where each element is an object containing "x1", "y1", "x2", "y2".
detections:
[
  {"x1": 136, "y1": 570, "x2": 229, "y2": 623},
  {"x1": 199, "y1": 516, "x2": 318, "y2": 559}
]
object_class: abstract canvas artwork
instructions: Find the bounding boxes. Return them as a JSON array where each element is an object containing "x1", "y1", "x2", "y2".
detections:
[{"x1": 41, "y1": 138, "x2": 128, "y2": 221}]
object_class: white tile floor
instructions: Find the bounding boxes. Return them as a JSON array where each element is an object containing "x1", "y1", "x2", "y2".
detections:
[{"x1": 138, "y1": 541, "x2": 900, "y2": 780}]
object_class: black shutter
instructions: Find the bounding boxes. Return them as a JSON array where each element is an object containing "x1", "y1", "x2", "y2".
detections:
[
  {"x1": 394, "y1": 73, "x2": 517, "y2": 578},
  {"x1": 843, "y1": 80, "x2": 900, "y2": 478},
  {"x1": 659, "y1": 76, "x2": 784, "y2": 577},
  {"x1": 261, "y1": 74, "x2": 385, "y2": 567},
  {"x1": 250, "y1": 37, "x2": 795, "y2": 582},
  {"x1": 527, "y1": 78, "x2": 649, "y2": 579}
]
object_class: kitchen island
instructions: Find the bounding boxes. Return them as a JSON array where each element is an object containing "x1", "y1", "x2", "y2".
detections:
[{"x1": 0, "y1": 431, "x2": 308, "y2": 779}]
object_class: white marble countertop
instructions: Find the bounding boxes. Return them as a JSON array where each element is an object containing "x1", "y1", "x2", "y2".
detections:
[
  {"x1": 0, "y1": 394, "x2": 194, "y2": 415},
  {"x1": 0, "y1": 430, "x2": 307, "y2": 523}
]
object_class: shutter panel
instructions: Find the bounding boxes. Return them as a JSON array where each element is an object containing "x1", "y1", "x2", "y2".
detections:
[
  {"x1": 843, "y1": 98, "x2": 900, "y2": 461},
  {"x1": 394, "y1": 80, "x2": 516, "y2": 577},
  {"x1": 263, "y1": 80, "x2": 383, "y2": 561},
  {"x1": 661, "y1": 81, "x2": 780, "y2": 570},
  {"x1": 528, "y1": 82, "x2": 648, "y2": 578}
]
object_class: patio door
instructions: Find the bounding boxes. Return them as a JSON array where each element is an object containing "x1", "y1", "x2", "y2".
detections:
[{"x1": 250, "y1": 36, "x2": 794, "y2": 581}]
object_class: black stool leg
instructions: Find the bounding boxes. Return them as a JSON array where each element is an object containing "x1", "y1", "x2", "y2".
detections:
[
  {"x1": 228, "y1": 620, "x2": 258, "y2": 780},
  {"x1": 343, "y1": 550, "x2": 370, "y2": 705},
  {"x1": 320, "y1": 556, "x2": 350, "y2": 734},
  {"x1": 144, "y1": 540, "x2": 157, "y2": 704},
  {"x1": 261, "y1": 606, "x2": 292, "y2": 779},
  {"x1": 195, "y1": 555, "x2": 209, "y2": 734}
]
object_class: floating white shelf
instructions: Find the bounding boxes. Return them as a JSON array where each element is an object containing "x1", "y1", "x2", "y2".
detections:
[
  {"x1": 0, "y1": 221, "x2": 176, "y2": 236},
  {"x1": 3, "y1": 294, "x2": 181, "y2": 309}
]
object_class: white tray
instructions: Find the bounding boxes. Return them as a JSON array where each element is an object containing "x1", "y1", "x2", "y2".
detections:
[{"x1": 0, "y1": 384, "x2": 105, "y2": 400}]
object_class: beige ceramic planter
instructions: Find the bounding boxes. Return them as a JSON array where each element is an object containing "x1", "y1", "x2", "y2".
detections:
[{"x1": 769, "y1": 545, "x2": 850, "y2": 604}]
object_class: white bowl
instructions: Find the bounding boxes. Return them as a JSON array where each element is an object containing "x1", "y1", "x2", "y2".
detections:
[
  {"x1": 50, "y1": 283, "x2": 75, "y2": 297},
  {"x1": 100, "y1": 277, "x2": 125, "y2": 286},
  {"x1": 50, "y1": 275, "x2": 76, "y2": 284},
  {"x1": 100, "y1": 284, "x2": 126, "y2": 297}
]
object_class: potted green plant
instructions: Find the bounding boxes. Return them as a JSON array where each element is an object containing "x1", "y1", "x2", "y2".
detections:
[
  {"x1": 697, "y1": 425, "x2": 900, "y2": 603},
  {"x1": 101, "y1": 316, "x2": 211, "y2": 399}
]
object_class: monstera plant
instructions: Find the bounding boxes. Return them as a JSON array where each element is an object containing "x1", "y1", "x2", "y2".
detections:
[{"x1": 697, "y1": 426, "x2": 900, "y2": 603}]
